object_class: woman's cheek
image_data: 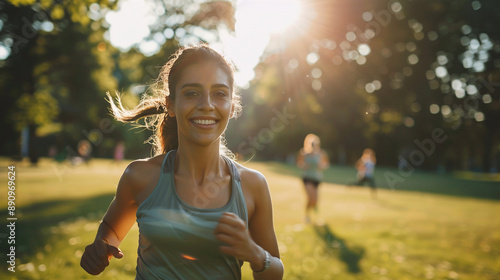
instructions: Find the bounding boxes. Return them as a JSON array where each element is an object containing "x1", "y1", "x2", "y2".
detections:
[{"x1": 220, "y1": 101, "x2": 232, "y2": 113}]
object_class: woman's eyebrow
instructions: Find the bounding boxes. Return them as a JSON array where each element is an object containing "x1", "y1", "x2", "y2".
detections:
[
  {"x1": 180, "y1": 83, "x2": 203, "y2": 89},
  {"x1": 212, "y1": 84, "x2": 230, "y2": 89},
  {"x1": 180, "y1": 83, "x2": 230, "y2": 89}
]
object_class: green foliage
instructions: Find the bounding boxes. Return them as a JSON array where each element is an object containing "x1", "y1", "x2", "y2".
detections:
[
  {"x1": 0, "y1": 0, "x2": 120, "y2": 159},
  {"x1": 13, "y1": 90, "x2": 59, "y2": 130}
]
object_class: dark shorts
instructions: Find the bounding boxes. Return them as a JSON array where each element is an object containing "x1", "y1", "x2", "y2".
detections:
[
  {"x1": 302, "y1": 177, "x2": 321, "y2": 188},
  {"x1": 357, "y1": 176, "x2": 376, "y2": 189}
]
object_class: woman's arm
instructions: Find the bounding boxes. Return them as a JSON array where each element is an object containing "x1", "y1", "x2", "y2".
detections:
[
  {"x1": 296, "y1": 149, "x2": 306, "y2": 169},
  {"x1": 80, "y1": 160, "x2": 152, "y2": 275},
  {"x1": 246, "y1": 171, "x2": 284, "y2": 279},
  {"x1": 214, "y1": 168, "x2": 284, "y2": 280},
  {"x1": 319, "y1": 150, "x2": 330, "y2": 170}
]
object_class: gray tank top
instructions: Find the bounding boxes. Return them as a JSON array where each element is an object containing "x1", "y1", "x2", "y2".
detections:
[
  {"x1": 136, "y1": 150, "x2": 248, "y2": 279},
  {"x1": 302, "y1": 152, "x2": 323, "y2": 181}
]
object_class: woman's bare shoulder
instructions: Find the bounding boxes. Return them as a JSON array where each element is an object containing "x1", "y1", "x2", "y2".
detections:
[
  {"x1": 233, "y1": 161, "x2": 268, "y2": 191},
  {"x1": 126, "y1": 154, "x2": 165, "y2": 171},
  {"x1": 120, "y1": 154, "x2": 166, "y2": 193}
]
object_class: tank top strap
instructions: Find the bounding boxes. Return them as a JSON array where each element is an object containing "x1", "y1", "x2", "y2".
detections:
[
  {"x1": 222, "y1": 156, "x2": 248, "y2": 225},
  {"x1": 222, "y1": 156, "x2": 241, "y2": 184},
  {"x1": 136, "y1": 151, "x2": 175, "y2": 214},
  {"x1": 162, "y1": 149, "x2": 176, "y2": 174}
]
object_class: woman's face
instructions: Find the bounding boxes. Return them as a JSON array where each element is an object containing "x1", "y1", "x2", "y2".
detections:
[{"x1": 169, "y1": 60, "x2": 234, "y2": 148}]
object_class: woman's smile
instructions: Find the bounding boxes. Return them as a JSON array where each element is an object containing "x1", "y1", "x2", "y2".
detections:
[{"x1": 190, "y1": 117, "x2": 220, "y2": 128}]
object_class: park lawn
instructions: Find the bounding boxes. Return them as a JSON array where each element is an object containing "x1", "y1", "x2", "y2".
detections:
[{"x1": 0, "y1": 157, "x2": 499, "y2": 280}]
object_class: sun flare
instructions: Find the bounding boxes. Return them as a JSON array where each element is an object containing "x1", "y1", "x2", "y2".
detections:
[
  {"x1": 268, "y1": 0, "x2": 302, "y2": 33},
  {"x1": 105, "y1": 0, "x2": 305, "y2": 88},
  {"x1": 251, "y1": 0, "x2": 302, "y2": 34}
]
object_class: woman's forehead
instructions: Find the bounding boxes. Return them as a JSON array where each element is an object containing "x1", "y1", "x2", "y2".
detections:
[{"x1": 177, "y1": 61, "x2": 231, "y2": 87}]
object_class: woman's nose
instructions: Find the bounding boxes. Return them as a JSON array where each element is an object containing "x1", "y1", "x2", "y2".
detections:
[{"x1": 197, "y1": 92, "x2": 215, "y2": 110}]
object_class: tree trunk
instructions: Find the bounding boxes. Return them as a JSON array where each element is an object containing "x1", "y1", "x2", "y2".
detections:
[{"x1": 28, "y1": 124, "x2": 39, "y2": 165}]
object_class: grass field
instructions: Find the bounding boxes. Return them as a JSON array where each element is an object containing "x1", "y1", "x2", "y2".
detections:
[{"x1": 1, "y1": 157, "x2": 499, "y2": 280}]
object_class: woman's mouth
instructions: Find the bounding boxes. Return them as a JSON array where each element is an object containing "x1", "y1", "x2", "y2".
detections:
[
  {"x1": 192, "y1": 119, "x2": 217, "y2": 125},
  {"x1": 190, "y1": 118, "x2": 219, "y2": 128}
]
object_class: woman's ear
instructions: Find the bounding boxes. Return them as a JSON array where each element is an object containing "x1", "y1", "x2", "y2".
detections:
[
  {"x1": 166, "y1": 97, "x2": 175, "y2": 117},
  {"x1": 229, "y1": 103, "x2": 236, "y2": 119}
]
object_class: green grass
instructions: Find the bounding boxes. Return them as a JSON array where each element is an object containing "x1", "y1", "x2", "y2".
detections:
[{"x1": 0, "y1": 157, "x2": 499, "y2": 279}]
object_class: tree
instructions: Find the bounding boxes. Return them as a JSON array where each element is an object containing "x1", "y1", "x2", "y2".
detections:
[
  {"x1": 228, "y1": 0, "x2": 500, "y2": 171},
  {"x1": 0, "y1": 0, "x2": 118, "y2": 162}
]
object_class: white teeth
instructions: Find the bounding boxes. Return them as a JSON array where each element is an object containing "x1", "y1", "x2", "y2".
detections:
[{"x1": 193, "y1": 119, "x2": 216, "y2": 125}]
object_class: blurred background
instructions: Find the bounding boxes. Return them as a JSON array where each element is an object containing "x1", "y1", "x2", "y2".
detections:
[
  {"x1": 1, "y1": 0, "x2": 499, "y2": 279},
  {"x1": 1, "y1": 0, "x2": 499, "y2": 170}
]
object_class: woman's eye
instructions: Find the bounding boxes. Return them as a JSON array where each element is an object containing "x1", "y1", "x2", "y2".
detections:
[
  {"x1": 185, "y1": 90, "x2": 198, "y2": 96},
  {"x1": 215, "y1": 90, "x2": 229, "y2": 97}
]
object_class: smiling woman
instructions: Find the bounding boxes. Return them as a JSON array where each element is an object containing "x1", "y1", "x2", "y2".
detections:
[{"x1": 80, "y1": 44, "x2": 284, "y2": 279}]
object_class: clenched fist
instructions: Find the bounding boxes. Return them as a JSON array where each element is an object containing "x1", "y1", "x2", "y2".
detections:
[{"x1": 81, "y1": 239, "x2": 123, "y2": 275}]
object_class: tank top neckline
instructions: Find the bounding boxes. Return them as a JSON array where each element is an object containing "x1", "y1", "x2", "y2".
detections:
[
  {"x1": 166, "y1": 150, "x2": 240, "y2": 213},
  {"x1": 305, "y1": 151, "x2": 321, "y2": 157}
]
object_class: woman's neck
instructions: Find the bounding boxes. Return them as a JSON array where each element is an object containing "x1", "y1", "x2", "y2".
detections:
[{"x1": 174, "y1": 141, "x2": 225, "y2": 185}]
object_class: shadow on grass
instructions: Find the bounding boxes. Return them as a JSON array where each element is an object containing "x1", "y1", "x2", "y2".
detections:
[
  {"x1": 313, "y1": 224, "x2": 365, "y2": 273},
  {"x1": 0, "y1": 193, "x2": 115, "y2": 260},
  {"x1": 265, "y1": 162, "x2": 500, "y2": 200}
]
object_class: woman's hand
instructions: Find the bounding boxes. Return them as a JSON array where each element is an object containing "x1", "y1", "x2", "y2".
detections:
[
  {"x1": 214, "y1": 212, "x2": 265, "y2": 271},
  {"x1": 80, "y1": 239, "x2": 124, "y2": 275}
]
